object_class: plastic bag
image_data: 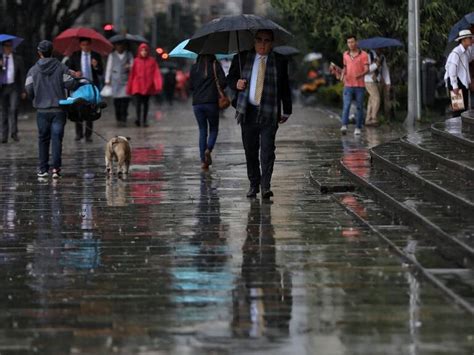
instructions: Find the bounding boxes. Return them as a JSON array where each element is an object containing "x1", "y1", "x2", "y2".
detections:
[{"x1": 101, "y1": 84, "x2": 113, "y2": 98}]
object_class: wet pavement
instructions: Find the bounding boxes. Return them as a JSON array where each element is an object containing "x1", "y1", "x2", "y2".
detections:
[{"x1": 0, "y1": 101, "x2": 473, "y2": 354}]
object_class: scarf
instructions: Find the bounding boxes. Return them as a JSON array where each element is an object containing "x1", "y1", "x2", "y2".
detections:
[{"x1": 235, "y1": 51, "x2": 278, "y2": 125}]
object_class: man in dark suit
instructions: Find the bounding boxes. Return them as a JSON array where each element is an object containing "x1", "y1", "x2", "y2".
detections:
[
  {"x1": 67, "y1": 37, "x2": 103, "y2": 142},
  {"x1": 227, "y1": 30, "x2": 292, "y2": 199},
  {"x1": 0, "y1": 40, "x2": 26, "y2": 143}
]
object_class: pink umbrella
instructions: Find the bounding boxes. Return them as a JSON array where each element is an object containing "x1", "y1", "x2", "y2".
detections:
[{"x1": 53, "y1": 27, "x2": 113, "y2": 56}]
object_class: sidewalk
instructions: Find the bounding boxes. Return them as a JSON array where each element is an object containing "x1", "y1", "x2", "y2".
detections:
[{"x1": 0, "y1": 101, "x2": 472, "y2": 354}]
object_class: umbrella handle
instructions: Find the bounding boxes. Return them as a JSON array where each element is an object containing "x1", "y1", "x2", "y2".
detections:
[{"x1": 236, "y1": 31, "x2": 242, "y2": 76}]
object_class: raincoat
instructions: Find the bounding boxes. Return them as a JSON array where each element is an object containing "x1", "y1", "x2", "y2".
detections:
[{"x1": 127, "y1": 43, "x2": 162, "y2": 96}]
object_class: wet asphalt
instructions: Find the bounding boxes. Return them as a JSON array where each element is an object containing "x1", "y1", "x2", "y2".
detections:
[{"x1": 0, "y1": 99, "x2": 473, "y2": 354}]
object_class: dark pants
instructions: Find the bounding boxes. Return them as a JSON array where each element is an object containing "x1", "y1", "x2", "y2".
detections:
[
  {"x1": 134, "y1": 94, "x2": 150, "y2": 124},
  {"x1": 37, "y1": 111, "x2": 66, "y2": 172},
  {"x1": 447, "y1": 78, "x2": 469, "y2": 117},
  {"x1": 0, "y1": 84, "x2": 19, "y2": 141},
  {"x1": 75, "y1": 118, "x2": 93, "y2": 138},
  {"x1": 241, "y1": 105, "x2": 278, "y2": 190},
  {"x1": 193, "y1": 103, "x2": 219, "y2": 162},
  {"x1": 113, "y1": 97, "x2": 130, "y2": 122}
]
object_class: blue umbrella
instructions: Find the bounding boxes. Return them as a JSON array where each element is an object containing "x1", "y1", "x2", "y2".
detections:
[
  {"x1": 0, "y1": 34, "x2": 24, "y2": 53},
  {"x1": 358, "y1": 37, "x2": 403, "y2": 49},
  {"x1": 169, "y1": 39, "x2": 234, "y2": 60},
  {"x1": 448, "y1": 12, "x2": 474, "y2": 42}
]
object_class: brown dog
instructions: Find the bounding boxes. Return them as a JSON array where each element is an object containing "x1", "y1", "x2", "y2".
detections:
[{"x1": 105, "y1": 136, "x2": 131, "y2": 176}]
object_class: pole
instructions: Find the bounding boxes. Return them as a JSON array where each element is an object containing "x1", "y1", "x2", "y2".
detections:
[
  {"x1": 113, "y1": 0, "x2": 125, "y2": 33},
  {"x1": 414, "y1": 0, "x2": 421, "y2": 119},
  {"x1": 405, "y1": 0, "x2": 421, "y2": 126}
]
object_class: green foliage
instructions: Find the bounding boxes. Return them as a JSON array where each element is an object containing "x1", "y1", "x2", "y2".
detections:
[
  {"x1": 271, "y1": 0, "x2": 474, "y2": 72},
  {"x1": 151, "y1": 6, "x2": 196, "y2": 52},
  {"x1": 315, "y1": 82, "x2": 344, "y2": 105}
]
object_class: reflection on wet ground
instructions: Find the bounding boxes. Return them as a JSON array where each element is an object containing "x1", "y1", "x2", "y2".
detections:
[{"x1": 0, "y1": 104, "x2": 472, "y2": 354}]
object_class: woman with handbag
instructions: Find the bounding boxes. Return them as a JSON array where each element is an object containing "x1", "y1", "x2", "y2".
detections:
[{"x1": 189, "y1": 54, "x2": 228, "y2": 170}]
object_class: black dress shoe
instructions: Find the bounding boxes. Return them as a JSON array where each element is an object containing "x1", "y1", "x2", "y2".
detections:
[
  {"x1": 1, "y1": 138, "x2": 7, "y2": 144},
  {"x1": 11, "y1": 135, "x2": 19, "y2": 142},
  {"x1": 246, "y1": 186, "x2": 260, "y2": 198},
  {"x1": 75, "y1": 135, "x2": 83, "y2": 141},
  {"x1": 261, "y1": 189, "x2": 274, "y2": 199}
]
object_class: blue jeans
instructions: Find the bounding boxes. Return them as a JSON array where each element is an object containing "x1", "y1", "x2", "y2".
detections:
[
  {"x1": 342, "y1": 87, "x2": 365, "y2": 128},
  {"x1": 36, "y1": 111, "x2": 66, "y2": 172},
  {"x1": 193, "y1": 103, "x2": 219, "y2": 162}
]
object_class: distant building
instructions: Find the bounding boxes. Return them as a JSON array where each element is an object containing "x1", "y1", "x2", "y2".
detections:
[{"x1": 77, "y1": 0, "x2": 271, "y2": 41}]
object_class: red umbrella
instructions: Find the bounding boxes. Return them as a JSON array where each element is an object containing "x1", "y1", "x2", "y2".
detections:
[{"x1": 53, "y1": 27, "x2": 113, "y2": 56}]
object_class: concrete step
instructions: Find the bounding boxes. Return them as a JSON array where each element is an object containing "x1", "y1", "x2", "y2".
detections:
[
  {"x1": 461, "y1": 110, "x2": 474, "y2": 134},
  {"x1": 431, "y1": 117, "x2": 474, "y2": 149},
  {"x1": 340, "y1": 156, "x2": 474, "y2": 264},
  {"x1": 371, "y1": 141, "x2": 474, "y2": 214},
  {"x1": 401, "y1": 129, "x2": 474, "y2": 180},
  {"x1": 335, "y1": 192, "x2": 474, "y2": 314}
]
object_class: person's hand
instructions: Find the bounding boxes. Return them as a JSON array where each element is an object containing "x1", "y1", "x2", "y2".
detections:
[
  {"x1": 91, "y1": 58, "x2": 98, "y2": 68},
  {"x1": 279, "y1": 115, "x2": 290, "y2": 124},
  {"x1": 236, "y1": 79, "x2": 247, "y2": 91},
  {"x1": 453, "y1": 88, "x2": 460, "y2": 95},
  {"x1": 105, "y1": 81, "x2": 110, "y2": 85},
  {"x1": 20, "y1": 92, "x2": 27, "y2": 100},
  {"x1": 73, "y1": 71, "x2": 82, "y2": 78}
]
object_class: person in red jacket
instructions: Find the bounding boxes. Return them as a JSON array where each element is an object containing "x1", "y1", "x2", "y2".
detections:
[{"x1": 127, "y1": 43, "x2": 162, "y2": 127}]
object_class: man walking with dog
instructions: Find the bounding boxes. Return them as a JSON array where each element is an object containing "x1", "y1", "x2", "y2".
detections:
[{"x1": 25, "y1": 40, "x2": 79, "y2": 179}]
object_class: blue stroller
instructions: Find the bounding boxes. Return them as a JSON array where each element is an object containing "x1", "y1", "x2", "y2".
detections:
[{"x1": 59, "y1": 79, "x2": 107, "y2": 122}]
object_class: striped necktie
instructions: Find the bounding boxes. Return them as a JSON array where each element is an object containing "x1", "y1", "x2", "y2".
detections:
[{"x1": 254, "y1": 56, "x2": 266, "y2": 105}]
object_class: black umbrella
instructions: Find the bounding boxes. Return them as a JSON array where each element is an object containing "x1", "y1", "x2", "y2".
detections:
[
  {"x1": 184, "y1": 14, "x2": 292, "y2": 74},
  {"x1": 273, "y1": 45, "x2": 300, "y2": 56},
  {"x1": 448, "y1": 12, "x2": 474, "y2": 42},
  {"x1": 109, "y1": 33, "x2": 148, "y2": 44}
]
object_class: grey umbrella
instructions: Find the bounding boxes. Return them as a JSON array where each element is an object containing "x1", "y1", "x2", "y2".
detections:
[
  {"x1": 273, "y1": 46, "x2": 300, "y2": 56},
  {"x1": 184, "y1": 14, "x2": 292, "y2": 74},
  {"x1": 109, "y1": 33, "x2": 149, "y2": 44}
]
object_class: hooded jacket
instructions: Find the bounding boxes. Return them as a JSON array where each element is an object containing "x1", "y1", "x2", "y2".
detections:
[
  {"x1": 127, "y1": 43, "x2": 163, "y2": 96},
  {"x1": 25, "y1": 57, "x2": 78, "y2": 111}
]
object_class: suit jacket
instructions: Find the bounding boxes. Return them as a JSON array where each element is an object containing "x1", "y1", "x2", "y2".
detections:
[
  {"x1": 227, "y1": 50, "x2": 292, "y2": 117},
  {"x1": 67, "y1": 51, "x2": 104, "y2": 87},
  {"x1": 0, "y1": 54, "x2": 26, "y2": 93}
]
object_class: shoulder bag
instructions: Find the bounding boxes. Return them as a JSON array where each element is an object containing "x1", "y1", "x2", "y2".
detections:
[{"x1": 213, "y1": 61, "x2": 230, "y2": 109}]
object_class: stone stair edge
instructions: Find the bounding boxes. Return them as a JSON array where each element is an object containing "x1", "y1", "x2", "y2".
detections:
[
  {"x1": 399, "y1": 136, "x2": 474, "y2": 180},
  {"x1": 339, "y1": 157, "x2": 474, "y2": 262},
  {"x1": 369, "y1": 144, "x2": 474, "y2": 215}
]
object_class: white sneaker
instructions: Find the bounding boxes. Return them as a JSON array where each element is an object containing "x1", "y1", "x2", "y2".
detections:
[
  {"x1": 354, "y1": 128, "x2": 361, "y2": 135},
  {"x1": 340, "y1": 125, "x2": 347, "y2": 135}
]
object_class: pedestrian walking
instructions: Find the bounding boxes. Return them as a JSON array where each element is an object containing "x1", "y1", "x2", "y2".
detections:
[
  {"x1": 163, "y1": 67, "x2": 177, "y2": 106},
  {"x1": 67, "y1": 37, "x2": 104, "y2": 142},
  {"x1": 365, "y1": 48, "x2": 391, "y2": 127},
  {"x1": 227, "y1": 30, "x2": 292, "y2": 199},
  {"x1": 0, "y1": 39, "x2": 26, "y2": 143},
  {"x1": 25, "y1": 40, "x2": 78, "y2": 179},
  {"x1": 333, "y1": 35, "x2": 369, "y2": 135},
  {"x1": 127, "y1": 43, "x2": 163, "y2": 127},
  {"x1": 104, "y1": 41, "x2": 134, "y2": 127},
  {"x1": 445, "y1": 29, "x2": 474, "y2": 117},
  {"x1": 189, "y1": 54, "x2": 226, "y2": 170}
]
